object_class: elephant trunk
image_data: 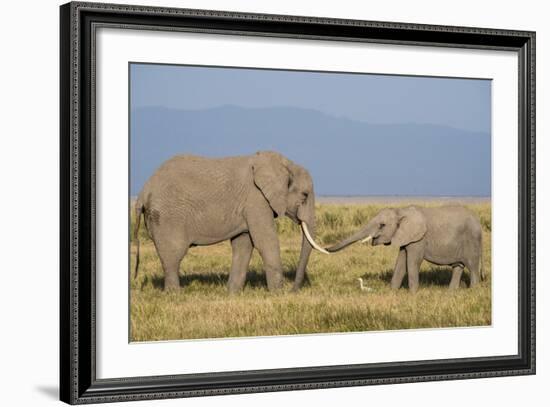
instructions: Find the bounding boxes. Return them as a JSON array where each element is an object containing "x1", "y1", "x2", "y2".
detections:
[
  {"x1": 292, "y1": 227, "x2": 313, "y2": 291},
  {"x1": 292, "y1": 194, "x2": 323, "y2": 291},
  {"x1": 326, "y1": 226, "x2": 374, "y2": 252}
]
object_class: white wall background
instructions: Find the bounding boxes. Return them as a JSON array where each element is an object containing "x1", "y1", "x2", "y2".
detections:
[{"x1": 0, "y1": 0, "x2": 545, "y2": 406}]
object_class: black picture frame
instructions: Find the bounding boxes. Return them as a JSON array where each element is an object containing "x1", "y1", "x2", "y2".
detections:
[{"x1": 60, "y1": 1, "x2": 536, "y2": 404}]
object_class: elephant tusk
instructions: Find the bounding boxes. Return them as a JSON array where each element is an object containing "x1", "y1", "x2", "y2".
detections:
[
  {"x1": 360, "y1": 235, "x2": 372, "y2": 244},
  {"x1": 301, "y1": 222, "x2": 330, "y2": 255}
]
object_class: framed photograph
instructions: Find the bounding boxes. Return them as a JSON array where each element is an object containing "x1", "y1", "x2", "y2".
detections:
[{"x1": 60, "y1": 1, "x2": 535, "y2": 404}]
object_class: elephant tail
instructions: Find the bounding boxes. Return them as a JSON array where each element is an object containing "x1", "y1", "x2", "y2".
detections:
[{"x1": 133, "y1": 197, "x2": 144, "y2": 279}]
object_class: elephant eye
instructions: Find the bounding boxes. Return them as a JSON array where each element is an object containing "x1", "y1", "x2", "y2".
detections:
[{"x1": 380, "y1": 223, "x2": 385, "y2": 228}]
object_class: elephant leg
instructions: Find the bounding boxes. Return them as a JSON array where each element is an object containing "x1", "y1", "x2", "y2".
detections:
[
  {"x1": 465, "y1": 256, "x2": 481, "y2": 288},
  {"x1": 253, "y1": 234, "x2": 283, "y2": 291},
  {"x1": 405, "y1": 243, "x2": 424, "y2": 293},
  {"x1": 390, "y1": 248, "x2": 407, "y2": 289},
  {"x1": 151, "y1": 228, "x2": 189, "y2": 290},
  {"x1": 228, "y1": 232, "x2": 254, "y2": 293},
  {"x1": 247, "y1": 210, "x2": 283, "y2": 291},
  {"x1": 153, "y1": 237, "x2": 188, "y2": 291},
  {"x1": 449, "y1": 265, "x2": 464, "y2": 290}
]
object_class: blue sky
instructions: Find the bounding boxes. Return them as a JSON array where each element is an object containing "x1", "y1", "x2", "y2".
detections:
[
  {"x1": 131, "y1": 63, "x2": 491, "y2": 133},
  {"x1": 130, "y1": 63, "x2": 491, "y2": 196}
]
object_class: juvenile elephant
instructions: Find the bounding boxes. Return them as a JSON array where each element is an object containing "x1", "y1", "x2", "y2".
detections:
[
  {"x1": 326, "y1": 205, "x2": 483, "y2": 292},
  {"x1": 133, "y1": 151, "x2": 328, "y2": 292}
]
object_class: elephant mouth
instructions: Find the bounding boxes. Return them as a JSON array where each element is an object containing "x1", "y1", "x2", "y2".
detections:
[
  {"x1": 372, "y1": 237, "x2": 390, "y2": 246},
  {"x1": 286, "y1": 213, "x2": 299, "y2": 224},
  {"x1": 285, "y1": 209, "x2": 300, "y2": 224}
]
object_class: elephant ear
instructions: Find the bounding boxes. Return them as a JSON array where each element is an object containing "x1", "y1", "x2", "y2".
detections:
[
  {"x1": 392, "y1": 206, "x2": 427, "y2": 247},
  {"x1": 252, "y1": 151, "x2": 290, "y2": 218}
]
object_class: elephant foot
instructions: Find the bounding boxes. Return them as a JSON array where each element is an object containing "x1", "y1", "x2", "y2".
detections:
[
  {"x1": 267, "y1": 285, "x2": 283, "y2": 293},
  {"x1": 290, "y1": 284, "x2": 301, "y2": 293},
  {"x1": 265, "y1": 274, "x2": 283, "y2": 292},
  {"x1": 469, "y1": 280, "x2": 480, "y2": 288},
  {"x1": 267, "y1": 282, "x2": 283, "y2": 293},
  {"x1": 227, "y1": 285, "x2": 244, "y2": 295},
  {"x1": 227, "y1": 274, "x2": 247, "y2": 294},
  {"x1": 164, "y1": 275, "x2": 181, "y2": 291}
]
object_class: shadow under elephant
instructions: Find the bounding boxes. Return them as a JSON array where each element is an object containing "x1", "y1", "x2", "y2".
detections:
[
  {"x1": 361, "y1": 267, "x2": 471, "y2": 289},
  {"x1": 146, "y1": 266, "x2": 309, "y2": 291}
]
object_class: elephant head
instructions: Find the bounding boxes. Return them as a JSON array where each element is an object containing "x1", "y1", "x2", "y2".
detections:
[
  {"x1": 326, "y1": 206, "x2": 427, "y2": 252},
  {"x1": 252, "y1": 151, "x2": 328, "y2": 290}
]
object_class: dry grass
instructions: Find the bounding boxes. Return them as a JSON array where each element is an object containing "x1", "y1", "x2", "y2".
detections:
[{"x1": 130, "y1": 200, "x2": 491, "y2": 341}]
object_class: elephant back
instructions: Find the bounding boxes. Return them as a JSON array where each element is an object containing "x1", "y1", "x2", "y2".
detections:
[{"x1": 140, "y1": 154, "x2": 251, "y2": 219}]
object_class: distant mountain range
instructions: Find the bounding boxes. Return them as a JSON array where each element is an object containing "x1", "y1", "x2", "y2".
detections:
[{"x1": 130, "y1": 105, "x2": 491, "y2": 197}]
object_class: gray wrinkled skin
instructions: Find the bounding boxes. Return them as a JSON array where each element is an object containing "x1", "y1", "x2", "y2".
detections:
[
  {"x1": 327, "y1": 206, "x2": 483, "y2": 293},
  {"x1": 133, "y1": 151, "x2": 317, "y2": 292}
]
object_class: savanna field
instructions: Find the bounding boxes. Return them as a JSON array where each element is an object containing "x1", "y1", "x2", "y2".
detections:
[{"x1": 130, "y1": 199, "x2": 491, "y2": 341}]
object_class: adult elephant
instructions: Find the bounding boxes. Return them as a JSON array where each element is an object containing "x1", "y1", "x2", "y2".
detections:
[{"x1": 133, "y1": 151, "x2": 328, "y2": 292}]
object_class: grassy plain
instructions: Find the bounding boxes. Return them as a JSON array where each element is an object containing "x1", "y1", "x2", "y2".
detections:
[{"x1": 130, "y1": 199, "x2": 491, "y2": 341}]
